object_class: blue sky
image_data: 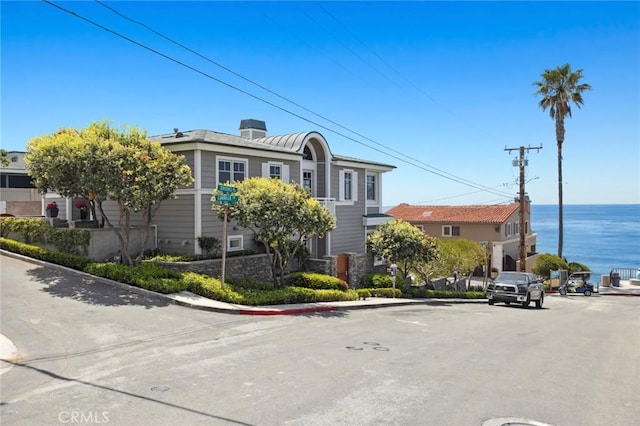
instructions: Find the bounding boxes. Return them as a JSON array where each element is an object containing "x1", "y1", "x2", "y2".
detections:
[{"x1": 2, "y1": 1, "x2": 639, "y2": 206}]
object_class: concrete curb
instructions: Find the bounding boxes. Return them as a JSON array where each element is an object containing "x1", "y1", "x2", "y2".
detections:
[{"x1": 3, "y1": 249, "x2": 637, "y2": 316}]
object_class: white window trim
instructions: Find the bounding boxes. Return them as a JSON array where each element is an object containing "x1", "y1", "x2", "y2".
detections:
[
  {"x1": 227, "y1": 235, "x2": 244, "y2": 252},
  {"x1": 302, "y1": 169, "x2": 314, "y2": 195},
  {"x1": 366, "y1": 172, "x2": 379, "y2": 206},
  {"x1": 338, "y1": 169, "x2": 358, "y2": 205},
  {"x1": 262, "y1": 161, "x2": 290, "y2": 183},
  {"x1": 442, "y1": 225, "x2": 460, "y2": 237},
  {"x1": 216, "y1": 156, "x2": 248, "y2": 185},
  {"x1": 506, "y1": 223, "x2": 512, "y2": 237}
]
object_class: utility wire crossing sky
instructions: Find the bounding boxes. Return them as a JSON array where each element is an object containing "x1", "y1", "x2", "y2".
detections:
[{"x1": 2, "y1": 1, "x2": 638, "y2": 206}]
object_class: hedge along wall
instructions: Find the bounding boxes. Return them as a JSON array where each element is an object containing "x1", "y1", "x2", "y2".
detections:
[
  {"x1": 157, "y1": 254, "x2": 273, "y2": 282},
  {"x1": 159, "y1": 252, "x2": 375, "y2": 285}
]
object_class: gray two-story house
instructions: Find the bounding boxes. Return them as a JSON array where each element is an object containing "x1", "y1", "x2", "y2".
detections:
[{"x1": 145, "y1": 119, "x2": 395, "y2": 262}]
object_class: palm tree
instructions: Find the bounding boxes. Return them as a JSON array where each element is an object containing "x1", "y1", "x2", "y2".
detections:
[{"x1": 533, "y1": 64, "x2": 591, "y2": 259}]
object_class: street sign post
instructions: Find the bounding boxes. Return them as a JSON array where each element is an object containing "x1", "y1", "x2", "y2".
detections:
[
  {"x1": 215, "y1": 194, "x2": 239, "y2": 203},
  {"x1": 217, "y1": 184, "x2": 238, "y2": 193},
  {"x1": 215, "y1": 184, "x2": 238, "y2": 286}
]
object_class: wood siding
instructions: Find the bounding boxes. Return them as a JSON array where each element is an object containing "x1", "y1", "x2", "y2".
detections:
[{"x1": 330, "y1": 166, "x2": 366, "y2": 254}]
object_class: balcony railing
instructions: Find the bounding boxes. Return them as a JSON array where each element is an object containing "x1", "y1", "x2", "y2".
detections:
[{"x1": 315, "y1": 197, "x2": 336, "y2": 218}]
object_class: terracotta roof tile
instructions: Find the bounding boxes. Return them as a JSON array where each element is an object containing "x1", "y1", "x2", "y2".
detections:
[{"x1": 386, "y1": 203, "x2": 520, "y2": 224}]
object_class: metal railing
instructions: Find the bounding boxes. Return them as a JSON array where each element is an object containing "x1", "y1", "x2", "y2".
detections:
[
  {"x1": 609, "y1": 268, "x2": 638, "y2": 280},
  {"x1": 315, "y1": 197, "x2": 336, "y2": 218}
]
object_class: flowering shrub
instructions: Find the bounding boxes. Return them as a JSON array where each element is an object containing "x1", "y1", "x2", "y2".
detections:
[{"x1": 46, "y1": 201, "x2": 58, "y2": 210}]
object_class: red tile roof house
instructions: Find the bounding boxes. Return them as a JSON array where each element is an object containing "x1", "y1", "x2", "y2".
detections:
[{"x1": 386, "y1": 202, "x2": 539, "y2": 274}]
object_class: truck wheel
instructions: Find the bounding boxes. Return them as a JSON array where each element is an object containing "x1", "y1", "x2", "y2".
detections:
[
  {"x1": 535, "y1": 293, "x2": 544, "y2": 309},
  {"x1": 584, "y1": 290, "x2": 592, "y2": 297},
  {"x1": 522, "y1": 294, "x2": 530, "y2": 308},
  {"x1": 488, "y1": 299, "x2": 494, "y2": 305}
]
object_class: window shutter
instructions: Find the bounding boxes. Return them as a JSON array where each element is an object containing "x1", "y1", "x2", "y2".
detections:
[
  {"x1": 352, "y1": 171, "x2": 358, "y2": 201},
  {"x1": 262, "y1": 162, "x2": 269, "y2": 178},
  {"x1": 283, "y1": 165, "x2": 290, "y2": 183},
  {"x1": 338, "y1": 170, "x2": 345, "y2": 201}
]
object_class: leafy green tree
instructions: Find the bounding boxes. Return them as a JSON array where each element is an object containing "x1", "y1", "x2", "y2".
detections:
[
  {"x1": 212, "y1": 177, "x2": 335, "y2": 286},
  {"x1": 532, "y1": 253, "x2": 569, "y2": 279},
  {"x1": 25, "y1": 121, "x2": 194, "y2": 265},
  {"x1": 366, "y1": 219, "x2": 438, "y2": 283},
  {"x1": 533, "y1": 64, "x2": 591, "y2": 258},
  {"x1": 0, "y1": 149, "x2": 8, "y2": 167},
  {"x1": 415, "y1": 238, "x2": 484, "y2": 284}
]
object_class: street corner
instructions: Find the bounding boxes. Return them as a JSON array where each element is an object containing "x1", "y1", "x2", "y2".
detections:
[{"x1": 0, "y1": 333, "x2": 18, "y2": 375}]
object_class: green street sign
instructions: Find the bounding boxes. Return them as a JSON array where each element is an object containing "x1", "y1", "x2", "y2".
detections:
[
  {"x1": 215, "y1": 194, "x2": 239, "y2": 204},
  {"x1": 217, "y1": 184, "x2": 238, "y2": 194}
]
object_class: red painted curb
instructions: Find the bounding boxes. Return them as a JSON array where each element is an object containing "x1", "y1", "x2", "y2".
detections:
[
  {"x1": 238, "y1": 306, "x2": 338, "y2": 315},
  {"x1": 601, "y1": 293, "x2": 640, "y2": 297}
]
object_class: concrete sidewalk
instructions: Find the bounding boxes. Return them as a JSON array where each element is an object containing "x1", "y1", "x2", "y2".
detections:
[{"x1": 2, "y1": 249, "x2": 638, "y2": 318}]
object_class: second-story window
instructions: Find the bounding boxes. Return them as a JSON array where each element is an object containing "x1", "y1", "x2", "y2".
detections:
[
  {"x1": 443, "y1": 225, "x2": 460, "y2": 237},
  {"x1": 366, "y1": 174, "x2": 376, "y2": 201},
  {"x1": 344, "y1": 172, "x2": 353, "y2": 200},
  {"x1": 218, "y1": 158, "x2": 246, "y2": 184},
  {"x1": 339, "y1": 169, "x2": 358, "y2": 202},
  {"x1": 262, "y1": 162, "x2": 289, "y2": 182},
  {"x1": 269, "y1": 164, "x2": 281, "y2": 179}
]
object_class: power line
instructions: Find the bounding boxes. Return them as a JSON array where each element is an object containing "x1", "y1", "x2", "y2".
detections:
[
  {"x1": 316, "y1": 3, "x2": 501, "y2": 143},
  {"x1": 44, "y1": 0, "x2": 513, "y2": 199},
  {"x1": 93, "y1": 0, "x2": 513, "y2": 199}
]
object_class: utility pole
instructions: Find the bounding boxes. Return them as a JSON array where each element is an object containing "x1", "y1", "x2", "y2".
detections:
[{"x1": 504, "y1": 145, "x2": 542, "y2": 272}]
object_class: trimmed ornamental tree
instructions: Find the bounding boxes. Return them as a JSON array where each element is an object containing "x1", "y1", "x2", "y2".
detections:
[
  {"x1": 366, "y1": 218, "x2": 438, "y2": 283},
  {"x1": 212, "y1": 177, "x2": 335, "y2": 287},
  {"x1": 414, "y1": 238, "x2": 485, "y2": 285},
  {"x1": 25, "y1": 121, "x2": 194, "y2": 265},
  {"x1": 532, "y1": 253, "x2": 569, "y2": 279}
]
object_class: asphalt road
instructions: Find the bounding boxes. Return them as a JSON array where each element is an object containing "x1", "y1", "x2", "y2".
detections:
[{"x1": 1, "y1": 254, "x2": 639, "y2": 426}]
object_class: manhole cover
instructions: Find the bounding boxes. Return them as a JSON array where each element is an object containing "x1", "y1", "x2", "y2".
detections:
[{"x1": 150, "y1": 386, "x2": 170, "y2": 392}]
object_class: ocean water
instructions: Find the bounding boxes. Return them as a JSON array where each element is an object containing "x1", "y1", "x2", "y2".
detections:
[{"x1": 531, "y1": 204, "x2": 640, "y2": 281}]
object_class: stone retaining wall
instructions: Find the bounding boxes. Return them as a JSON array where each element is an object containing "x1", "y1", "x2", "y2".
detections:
[{"x1": 157, "y1": 254, "x2": 273, "y2": 282}]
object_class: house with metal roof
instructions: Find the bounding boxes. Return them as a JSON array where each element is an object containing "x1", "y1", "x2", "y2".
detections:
[
  {"x1": 143, "y1": 119, "x2": 395, "y2": 268},
  {"x1": 386, "y1": 202, "x2": 538, "y2": 273}
]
